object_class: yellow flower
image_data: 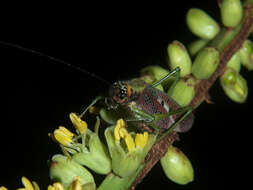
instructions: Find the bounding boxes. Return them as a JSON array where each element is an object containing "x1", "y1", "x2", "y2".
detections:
[
  {"x1": 53, "y1": 126, "x2": 74, "y2": 146},
  {"x1": 69, "y1": 113, "x2": 87, "y2": 134},
  {"x1": 0, "y1": 187, "x2": 8, "y2": 190},
  {"x1": 105, "y1": 120, "x2": 155, "y2": 177}
]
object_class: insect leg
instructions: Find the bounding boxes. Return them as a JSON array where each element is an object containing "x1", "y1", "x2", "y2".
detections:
[
  {"x1": 128, "y1": 106, "x2": 155, "y2": 122},
  {"x1": 79, "y1": 96, "x2": 104, "y2": 118},
  {"x1": 151, "y1": 67, "x2": 180, "y2": 88},
  {"x1": 159, "y1": 106, "x2": 193, "y2": 140}
]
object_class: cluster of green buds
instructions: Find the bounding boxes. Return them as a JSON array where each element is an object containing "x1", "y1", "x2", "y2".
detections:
[{"x1": 141, "y1": 0, "x2": 251, "y2": 105}]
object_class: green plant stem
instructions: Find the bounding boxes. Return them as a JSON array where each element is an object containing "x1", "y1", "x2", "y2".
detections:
[{"x1": 127, "y1": 3, "x2": 253, "y2": 190}]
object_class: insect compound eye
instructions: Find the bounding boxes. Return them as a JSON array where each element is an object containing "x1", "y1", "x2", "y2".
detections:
[
  {"x1": 117, "y1": 85, "x2": 128, "y2": 100},
  {"x1": 109, "y1": 81, "x2": 129, "y2": 103}
]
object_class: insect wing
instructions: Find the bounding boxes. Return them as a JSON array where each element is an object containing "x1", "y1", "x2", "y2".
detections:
[{"x1": 136, "y1": 86, "x2": 194, "y2": 132}]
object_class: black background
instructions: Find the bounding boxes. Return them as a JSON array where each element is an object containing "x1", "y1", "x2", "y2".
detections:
[{"x1": 1, "y1": 1, "x2": 252, "y2": 189}]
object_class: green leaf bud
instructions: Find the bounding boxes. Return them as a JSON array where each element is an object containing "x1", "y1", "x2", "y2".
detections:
[
  {"x1": 188, "y1": 39, "x2": 209, "y2": 56},
  {"x1": 50, "y1": 154, "x2": 95, "y2": 190},
  {"x1": 186, "y1": 8, "x2": 220, "y2": 39},
  {"x1": 239, "y1": 40, "x2": 253, "y2": 70},
  {"x1": 160, "y1": 146, "x2": 194, "y2": 185},
  {"x1": 221, "y1": 0, "x2": 243, "y2": 27},
  {"x1": 168, "y1": 77, "x2": 195, "y2": 107},
  {"x1": 226, "y1": 52, "x2": 241, "y2": 72},
  {"x1": 72, "y1": 129, "x2": 112, "y2": 175},
  {"x1": 192, "y1": 47, "x2": 220, "y2": 79},
  {"x1": 167, "y1": 41, "x2": 192, "y2": 77},
  {"x1": 220, "y1": 68, "x2": 248, "y2": 103}
]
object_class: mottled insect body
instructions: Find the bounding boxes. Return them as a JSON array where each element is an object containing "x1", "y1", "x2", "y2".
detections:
[{"x1": 108, "y1": 76, "x2": 194, "y2": 133}]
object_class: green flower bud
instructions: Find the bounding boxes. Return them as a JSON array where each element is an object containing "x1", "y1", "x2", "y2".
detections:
[
  {"x1": 220, "y1": 68, "x2": 248, "y2": 103},
  {"x1": 192, "y1": 47, "x2": 220, "y2": 79},
  {"x1": 186, "y1": 8, "x2": 220, "y2": 39},
  {"x1": 72, "y1": 129, "x2": 112, "y2": 175},
  {"x1": 227, "y1": 52, "x2": 241, "y2": 72},
  {"x1": 168, "y1": 77, "x2": 195, "y2": 107},
  {"x1": 188, "y1": 39, "x2": 209, "y2": 56},
  {"x1": 50, "y1": 154, "x2": 95, "y2": 190},
  {"x1": 105, "y1": 126, "x2": 155, "y2": 177},
  {"x1": 221, "y1": 0, "x2": 243, "y2": 27},
  {"x1": 167, "y1": 41, "x2": 192, "y2": 77},
  {"x1": 141, "y1": 66, "x2": 172, "y2": 89},
  {"x1": 160, "y1": 146, "x2": 194, "y2": 185},
  {"x1": 239, "y1": 40, "x2": 253, "y2": 70},
  {"x1": 140, "y1": 75, "x2": 164, "y2": 91}
]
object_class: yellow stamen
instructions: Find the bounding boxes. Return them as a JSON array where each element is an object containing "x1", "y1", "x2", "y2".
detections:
[
  {"x1": 59, "y1": 126, "x2": 75, "y2": 138},
  {"x1": 124, "y1": 134, "x2": 135, "y2": 151},
  {"x1": 32, "y1": 181, "x2": 40, "y2": 190},
  {"x1": 0, "y1": 187, "x2": 8, "y2": 190},
  {"x1": 135, "y1": 132, "x2": 149, "y2": 148},
  {"x1": 47, "y1": 183, "x2": 64, "y2": 190},
  {"x1": 54, "y1": 127, "x2": 74, "y2": 146},
  {"x1": 114, "y1": 119, "x2": 125, "y2": 141},
  {"x1": 69, "y1": 113, "x2": 88, "y2": 134},
  {"x1": 119, "y1": 128, "x2": 128, "y2": 138},
  {"x1": 69, "y1": 176, "x2": 82, "y2": 190},
  {"x1": 21, "y1": 177, "x2": 34, "y2": 190}
]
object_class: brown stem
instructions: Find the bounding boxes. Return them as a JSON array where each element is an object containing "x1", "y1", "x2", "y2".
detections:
[{"x1": 129, "y1": 5, "x2": 253, "y2": 190}]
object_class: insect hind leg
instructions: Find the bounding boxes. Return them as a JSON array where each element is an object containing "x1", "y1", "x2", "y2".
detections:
[{"x1": 159, "y1": 106, "x2": 194, "y2": 139}]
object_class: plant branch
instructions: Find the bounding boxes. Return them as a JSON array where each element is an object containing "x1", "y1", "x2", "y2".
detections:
[{"x1": 128, "y1": 4, "x2": 253, "y2": 190}]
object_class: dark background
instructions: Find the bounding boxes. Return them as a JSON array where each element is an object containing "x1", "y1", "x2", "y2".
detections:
[{"x1": 1, "y1": 1, "x2": 252, "y2": 189}]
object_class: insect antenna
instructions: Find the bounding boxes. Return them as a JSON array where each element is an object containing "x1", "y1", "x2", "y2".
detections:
[{"x1": 0, "y1": 40, "x2": 111, "y2": 86}]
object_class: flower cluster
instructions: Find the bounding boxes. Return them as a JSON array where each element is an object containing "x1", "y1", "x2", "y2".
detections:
[{"x1": 48, "y1": 113, "x2": 155, "y2": 189}]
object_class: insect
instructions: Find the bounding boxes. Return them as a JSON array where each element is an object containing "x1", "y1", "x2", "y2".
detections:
[
  {"x1": 1, "y1": 41, "x2": 194, "y2": 137},
  {"x1": 80, "y1": 67, "x2": 194, "y2": 136}
]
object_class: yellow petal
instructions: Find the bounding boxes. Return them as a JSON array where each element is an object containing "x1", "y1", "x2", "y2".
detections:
[
  {"x1": 69, "y1": 176, "x2": 82, "y2": 190},
  {"x1": 0, "y1": 187, "x2": 8, "y2": 190},
  {"x1": 69, "y1": 113, "x2": 87, "y2": 134},
  {"x1": 124, "y1": 134, "x2": 135, "y2": 151},
  {"x1": 135, "y1": 132, "x2": 149, "y2": 148},
  {"x1": 21, "y1": 177, "x2": 34, "y2": 190}
]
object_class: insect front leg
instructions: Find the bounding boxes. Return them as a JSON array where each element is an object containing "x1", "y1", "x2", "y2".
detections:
[{"x1": 79, "y1": 96, "x2": 104, "y2": 118}]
